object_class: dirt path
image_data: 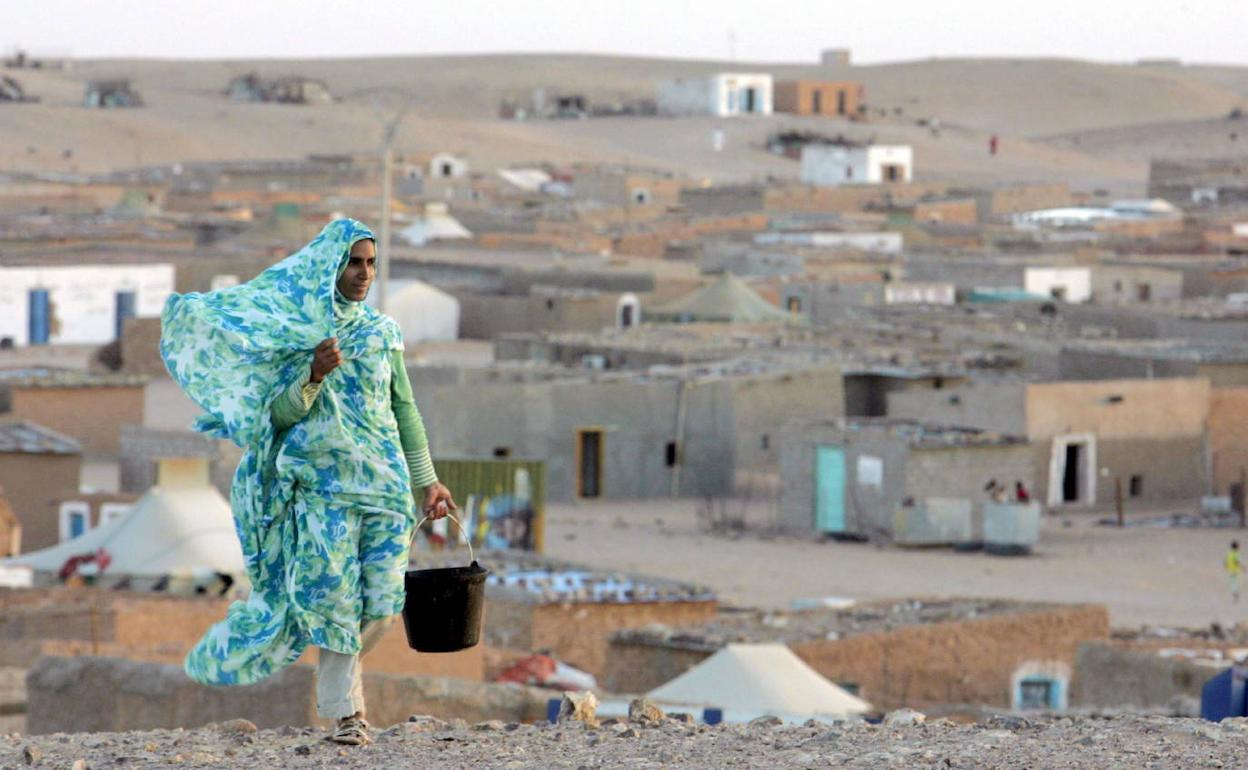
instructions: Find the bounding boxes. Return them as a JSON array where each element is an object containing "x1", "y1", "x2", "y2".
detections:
[{"x1": 545, "y1": 500, "x2": 1244, "y2": 629}]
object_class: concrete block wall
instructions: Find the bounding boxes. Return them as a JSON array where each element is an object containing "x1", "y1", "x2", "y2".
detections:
[
  {"x1": 778, "y1": 423, "x2": 908, "y2": 537},
  {"x1": 904, "y1": 443, "x2": 1035, "y2": 528},
  {"x1": 883, "y1": 381, "x2": 1028, "y2": 441},
  {"x1": 1070, "y1": 642, "x2": 1218, "y2": 710}
]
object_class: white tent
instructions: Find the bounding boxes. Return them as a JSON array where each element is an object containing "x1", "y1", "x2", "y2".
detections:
[
  {"x1": 398, "y1": 214, "x2": 472, "y2": 247},
  {"x1": 646, "y1": 643, "x2": 872, "y2": 723},
  {"x1": 374, "y1": 279, "x2": 460, "y2": 342},
  {"x1": 4, "y1": 483, "x2": 243, "y2": 579}
]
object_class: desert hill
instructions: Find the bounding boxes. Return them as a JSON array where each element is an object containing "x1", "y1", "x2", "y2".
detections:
[{"x1": 3, "y1": 54, "x2": 1245, "y2": 193}]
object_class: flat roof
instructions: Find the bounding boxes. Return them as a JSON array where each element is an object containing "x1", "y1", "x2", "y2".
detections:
[
  {"x1": 416, "y1": 549, "x2": 715, "y2": 606},
  {"x1": 795, "y1": 417, "x2": 1027, "y2": 449},
  {"x1": 1062, "y1": 339, "x2": 1248, "y2": 364}
]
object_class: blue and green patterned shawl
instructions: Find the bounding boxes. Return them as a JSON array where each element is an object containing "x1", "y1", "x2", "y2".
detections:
[{"x1": 160, "y1": 218, "x2": 402, "y2": 684}]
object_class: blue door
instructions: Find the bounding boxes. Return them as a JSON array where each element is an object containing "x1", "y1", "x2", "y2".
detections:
[
  {"x1": 28, "y1": 289, "x2": 50, "y2": 345},
  {"x1": 815, "y1": 445, "x2": 847, "y2": 533},
  {"x1": 115, "y1": 290, "x2": 137, "y2": 340}
]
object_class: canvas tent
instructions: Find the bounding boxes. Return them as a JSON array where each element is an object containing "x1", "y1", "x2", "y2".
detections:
[
  {"x1": 398, "y1": 209, "x2": 472, "y2": 246},
  {"x1": 647, "y1": 273, "x2": 795, "y2": 324},
  {"x1": 646, "y1": 643, "x2": 872, "y2": 723},
  {"x1": 4, "y1": 465, "x2": 243, "y2": 581},
  {"x1": 371, "y1": 279, "x2": 460, "y2": 342}
]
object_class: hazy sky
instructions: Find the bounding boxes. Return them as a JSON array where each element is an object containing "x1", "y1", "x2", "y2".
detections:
[{"x1": 10, "y1": 0, "x2": 1248, "y2": 65}]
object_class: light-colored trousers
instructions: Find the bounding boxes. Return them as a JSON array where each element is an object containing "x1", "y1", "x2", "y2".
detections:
[{"x1": 316, "y1": 615, "x2": 396, "y2": 719}]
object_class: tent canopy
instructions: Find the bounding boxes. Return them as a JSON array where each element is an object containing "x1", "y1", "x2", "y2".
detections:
[
  {"x1": 370, "y1": 279, "x2": 460, "y2": 343},
  {"x1": 647, "y1": 273, "x2": 795, "y2": 324},
  {"x1": 4, "y1": 485, "x2": 243, "y2": 577},
  {"x1": 646, "y1": 643, "x2": 872, "y2": 718}
]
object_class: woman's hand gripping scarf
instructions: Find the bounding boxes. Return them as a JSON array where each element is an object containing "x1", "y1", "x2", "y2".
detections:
[{"x1": 160, "y1": 217, "x2": 402, "y2": 685}]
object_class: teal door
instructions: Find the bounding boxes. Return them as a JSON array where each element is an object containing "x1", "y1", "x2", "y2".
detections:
[{"x1": 815, "y1": 445, "x2": 847, "y2": 533}]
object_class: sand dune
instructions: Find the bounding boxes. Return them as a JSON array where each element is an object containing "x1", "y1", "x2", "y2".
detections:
[{"x1": 1039, "y1": 116, "x2": 1248, "y2": 164}]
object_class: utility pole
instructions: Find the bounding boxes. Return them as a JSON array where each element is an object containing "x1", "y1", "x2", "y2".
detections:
[
  {"x1": 1115, "y1": 477, "x2": 1124, "y2": 528},
  {"x1": 377, "y1": 106, "x2": 408, "y2": 315},
  {"x1": 1240, "y1": 466, "x2": 1246, "y2": 528}
]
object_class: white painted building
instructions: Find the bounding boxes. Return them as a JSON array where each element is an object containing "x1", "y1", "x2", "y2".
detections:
[
  {"x1": 1024, "y1": 267, "x2": 1092, "y2": 303},
  {"x1": 801, "y1": 144, "x2": 913, "y2": 186},
  {"x1": 428, "y1": 152, "x2": 468, "y2": 179},
  {"x1": 0, "y1": 264, "x2": 174, "y2": 347},
  {"x1": 657, "y1": 73, "x2": 773, "y2": 117}
]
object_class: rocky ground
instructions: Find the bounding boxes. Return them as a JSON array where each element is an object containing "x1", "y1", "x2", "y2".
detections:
[{"x1": 4, "y1": 712, "x2": 1248, "y2": 769}]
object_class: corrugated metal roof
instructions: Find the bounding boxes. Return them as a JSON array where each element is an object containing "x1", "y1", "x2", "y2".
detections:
[{"x1": 0, "y1": 421, "x2": 81, "y2": 454}]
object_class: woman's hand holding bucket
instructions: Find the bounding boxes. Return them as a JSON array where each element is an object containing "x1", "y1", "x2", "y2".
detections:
[{"x1": 421, "y1": 482, "x2": 458, "y2": 520}]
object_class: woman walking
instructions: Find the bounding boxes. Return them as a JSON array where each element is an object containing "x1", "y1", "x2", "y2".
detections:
[{"x1": 161, "y1": 218, "x2": 455, "y2": 745}]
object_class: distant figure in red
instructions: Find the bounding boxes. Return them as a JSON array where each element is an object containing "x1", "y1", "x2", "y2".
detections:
[
  {"x1": 1014, "y1": 481, "x2": 1031, "y2": 503},
  {"x1": 989, "y1": 134, "x2": 999, "y2": 156}
]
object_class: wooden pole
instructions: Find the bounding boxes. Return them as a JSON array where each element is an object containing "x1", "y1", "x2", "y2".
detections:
[
  {"x1": 1115, "y1": 477, "x2": 1124, "y2": 528},
  {"x1": 1240, "y1": 466, "x2": 1246, "y2": 528}
]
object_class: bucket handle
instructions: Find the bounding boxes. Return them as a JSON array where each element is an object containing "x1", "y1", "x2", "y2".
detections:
[{"x1": 413, "y1": 511, "x2": 475, "y2": 565}]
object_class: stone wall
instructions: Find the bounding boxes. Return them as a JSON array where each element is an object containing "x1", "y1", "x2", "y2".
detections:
[
  {"x1": 25, "y1": 656, "x2": 551, "y2": 734},
  {"x1": 789, "y1": 604, "x2": 1109, "y2": 710},
  {"x1": 603, "y1": 604, "x2": 1109, "y2": 709},
  {"x1": 1070, "y1": 642, "x2": 1219, "y2": 710}
]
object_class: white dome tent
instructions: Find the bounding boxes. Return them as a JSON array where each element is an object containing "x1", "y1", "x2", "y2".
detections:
[
  {"x1": 4, "y1": 458, "x2": 244, "y2": 588},
  {"x1": 373, "y1": 279, "x2": 460, "y2": 342},
  {"x1": 645, "y1": 643, "x2": 872, "y2": 724}
]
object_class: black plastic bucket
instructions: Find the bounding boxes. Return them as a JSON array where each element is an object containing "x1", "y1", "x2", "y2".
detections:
[
  {"x1": 402, "y1": 561, "x2": 488, "y2": 652},
  {"x1": 402, "y1": 513, "x2": 489, "y2": 652}
]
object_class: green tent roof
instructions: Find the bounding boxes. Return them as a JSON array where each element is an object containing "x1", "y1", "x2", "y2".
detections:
[{"x1": 647, "y1": 272, "x2": 796, "y2": 324}]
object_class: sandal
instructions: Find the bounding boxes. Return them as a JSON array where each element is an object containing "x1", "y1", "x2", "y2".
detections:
[{"x1": 330, "y1": 716, "x2": 372, "y2": 746}]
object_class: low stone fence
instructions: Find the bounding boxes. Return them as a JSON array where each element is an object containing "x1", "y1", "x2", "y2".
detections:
[{"x1": 26, "y1": 656, "x2": 550, "y2": 735}]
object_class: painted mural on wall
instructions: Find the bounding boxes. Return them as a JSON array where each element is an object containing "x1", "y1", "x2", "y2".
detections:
[{"x1": 418, "y1": 459, "x2": 545, "y2": 552}]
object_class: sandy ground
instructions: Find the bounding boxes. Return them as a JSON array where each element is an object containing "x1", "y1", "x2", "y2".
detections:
[
  {"x1": 3, "y1": 712, "x2": 1247, "y2": 769},
  {"x1": 544, "y1": 499, "x2": 1248, "y2": 630}
]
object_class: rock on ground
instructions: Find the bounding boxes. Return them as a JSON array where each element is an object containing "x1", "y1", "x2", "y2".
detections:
[{"x1": 2, "y1": 714, "x2": 1246, "y2": 768}]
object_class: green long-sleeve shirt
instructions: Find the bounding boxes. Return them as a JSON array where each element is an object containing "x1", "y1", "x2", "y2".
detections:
[{"x1": 271, "y1": 349, "x2": 438, "y2": 490}]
